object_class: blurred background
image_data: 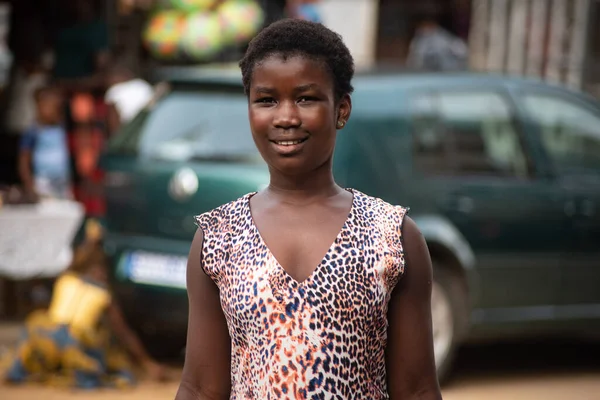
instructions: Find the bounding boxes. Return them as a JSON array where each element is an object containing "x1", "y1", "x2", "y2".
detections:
[{"x1": 0, "y1": 0, "x2": 600, "y2": 399}]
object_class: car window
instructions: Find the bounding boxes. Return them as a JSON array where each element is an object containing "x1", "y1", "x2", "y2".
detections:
[
  {"x1": 522, "y1": 94, "x2": 600, "y2": 175},
  {"x1": 412, "y1": 91, "x2": 529, "y2": 178},
  {"x1": 136, "y1": 90, "x2": 261, "y2": 162}
]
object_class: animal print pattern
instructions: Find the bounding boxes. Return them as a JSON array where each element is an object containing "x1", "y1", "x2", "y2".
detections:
[{"x1": 194, "y1": 189, "x2": 408, "y2": 399}]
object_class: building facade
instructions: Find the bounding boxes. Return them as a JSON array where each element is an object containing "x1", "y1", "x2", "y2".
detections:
[{"x1": 469, "y1": 0, "x2": 600, "y2": 96}]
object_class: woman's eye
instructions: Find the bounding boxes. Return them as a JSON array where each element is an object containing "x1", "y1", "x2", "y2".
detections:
[
  {"x1": 298, "y1": 97, "x2": 316, "y2": 103},
  {"x1": 256, "y1": 97, "x2": 275, "y2": 104}
]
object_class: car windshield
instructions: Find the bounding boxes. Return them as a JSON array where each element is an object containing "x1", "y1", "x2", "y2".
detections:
[{"x1": 137, "y1": 89, "x2": 261, "y2": 163}]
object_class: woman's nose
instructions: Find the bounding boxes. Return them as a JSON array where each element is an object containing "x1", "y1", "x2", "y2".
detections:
[{"x1": 273, "y1": 100, "x2": 301, "y2": 129}]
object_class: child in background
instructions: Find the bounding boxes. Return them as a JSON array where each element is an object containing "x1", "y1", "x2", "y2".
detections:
[
  {"x1": 2, "y1": 220, "x2": 169, "y2": 388},
  {"x1": 18, "y1": 86, "x2": 72, "y2": 200}
]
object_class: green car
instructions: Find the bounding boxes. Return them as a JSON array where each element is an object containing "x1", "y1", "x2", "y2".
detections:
[{"x1": 102, "y1": 67, "x2": 600, "y2": 382}]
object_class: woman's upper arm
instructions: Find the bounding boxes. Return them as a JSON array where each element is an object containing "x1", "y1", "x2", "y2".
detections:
[
  {"x1": 176, "y1": 228, "x2": 231, "y2": 400},
  {"x1": 386, "y1": 216, "x2": 442, "y2": 400}
]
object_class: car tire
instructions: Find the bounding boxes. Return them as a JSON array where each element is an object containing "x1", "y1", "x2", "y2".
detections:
[{"x1": 431, "y1": 263, "x2": 467, "y2": 385}]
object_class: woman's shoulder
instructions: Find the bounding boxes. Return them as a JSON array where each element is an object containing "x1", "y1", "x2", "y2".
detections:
[
  {"x1": 193, "y1": 192, "x2": 255, "y2": 234},
  {"x1": 350, "y1": 188, "x2": 409, "y2": 224}
]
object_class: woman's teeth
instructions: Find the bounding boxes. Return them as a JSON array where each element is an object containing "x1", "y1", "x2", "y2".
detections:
[{"x1": 276, "y1": 139, "x2": 304, "y2": 146}]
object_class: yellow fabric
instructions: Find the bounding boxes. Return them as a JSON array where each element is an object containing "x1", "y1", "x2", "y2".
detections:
[
  {"x1": 48, "y1": 274, "x2": 111, "y2": 333},
  {"x1": 2, "y1": 309, "x2": 135, "y2": 388}
]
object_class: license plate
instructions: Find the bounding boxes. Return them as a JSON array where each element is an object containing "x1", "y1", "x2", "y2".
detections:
[{"x1": 120, "y1": 251, "x2": 188, "y2": 289}]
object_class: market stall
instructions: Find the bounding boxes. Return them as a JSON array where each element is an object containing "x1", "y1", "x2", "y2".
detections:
[{"x1": 0, "y1": 198, "x2": 84, "y2": 280}]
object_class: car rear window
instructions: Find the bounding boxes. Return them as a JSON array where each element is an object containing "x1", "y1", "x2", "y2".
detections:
[{"x1": 112, "y1": 88, "x2": 261, "y2": 163}]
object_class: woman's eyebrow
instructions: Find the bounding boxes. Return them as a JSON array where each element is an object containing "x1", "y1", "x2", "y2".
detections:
[
  {"x1": 295, "y1": 84, "x2": 319, "y2": 92},
  {"x1": 253, "y1": 86, "x2": 275, "y2": 94}
]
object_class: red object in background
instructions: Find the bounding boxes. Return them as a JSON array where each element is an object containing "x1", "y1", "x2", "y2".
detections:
[{"x1": 68, "y1": 92, "x2": 107, "y2": 218}]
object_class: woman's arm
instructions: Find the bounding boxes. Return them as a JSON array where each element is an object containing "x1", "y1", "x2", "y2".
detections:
[
  {"x1": 105, "y1": 103, "x2": 121, "y2": 137},
  {"x1": 18, "y1": 131, "x2": 36, "y2": 195},
  {"x1": 175, "y1": 228, "x2": 232, "y2": 400},
  {"x1": 18, "y1": 148, "x2": 34, "y2": 194},
  {"x1": 386, "y1": 216, "x2": 443, "y2": 400}
]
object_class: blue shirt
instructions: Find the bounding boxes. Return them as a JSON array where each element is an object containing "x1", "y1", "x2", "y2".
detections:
[{"x1": 20, "y1": 125, "x2": 71, "y2": 183}]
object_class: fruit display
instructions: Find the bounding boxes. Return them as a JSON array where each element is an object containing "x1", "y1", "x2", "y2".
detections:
[
  {"x1": 180, "y1": 11, "x2": 223, "y2": 60},
  {"x1": 143, "y1": 10, "x2": 186, "y2": 59},
  {"x1": 142, "y1": 0, "x2": 265, "y2": 62},
  {"x1": 170, "y1": 0, "x2": 216, "y2": 13},
  {"x1": 217, "y1": 0, "x2": 264, "y2": 46}
]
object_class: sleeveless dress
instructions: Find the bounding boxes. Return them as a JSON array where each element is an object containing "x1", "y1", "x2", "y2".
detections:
[{"x1": 195, "y1": 189, "x2": 409, "y2": 399}]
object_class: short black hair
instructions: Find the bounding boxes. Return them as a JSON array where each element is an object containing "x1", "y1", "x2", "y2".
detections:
[
  {"x1": 239, "y1": 19, "x2": 355, "y2": 101},
  {"x1": 34, "y1": 86, "x2": 63, "y2": 103}
]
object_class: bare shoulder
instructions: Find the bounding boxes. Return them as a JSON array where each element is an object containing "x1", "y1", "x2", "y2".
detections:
[
  {"x1": 191, "y1": 225, "x2": 204, "y2": 248},
  {"x1": 400, "y1": 215, "x2": 433, "y2": 288},
  {"x1": 186, "y1": 227, "x2": 206, "y2": 288},
  {"x1": 402, "y1": 216, "x2": 426, "y2": 250}
]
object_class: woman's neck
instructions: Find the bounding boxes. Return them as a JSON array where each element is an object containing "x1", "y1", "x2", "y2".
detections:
[{"x1": 266, "y1": 160, "x2": 343, "y2": 203}]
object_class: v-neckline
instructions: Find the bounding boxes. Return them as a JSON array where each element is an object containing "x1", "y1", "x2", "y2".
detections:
[{"x1": 246, "y1": 188, "x2": 356, "y2": 286}]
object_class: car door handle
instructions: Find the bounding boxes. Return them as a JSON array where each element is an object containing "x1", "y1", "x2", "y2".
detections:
[
  {"x1": 581, "y1": 199, "x2": 595, "y2": 217},
  {"x1": 455, "y1": 196, "x2": 475, "y2": 214}
]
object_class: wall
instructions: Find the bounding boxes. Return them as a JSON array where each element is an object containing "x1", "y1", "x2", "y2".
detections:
[
  {"x1": 317, "y1": 0, "x2": 380, "y2": 70},
  {"x1": 469, "y1": 0, "x2": 596, "y2": 93}
]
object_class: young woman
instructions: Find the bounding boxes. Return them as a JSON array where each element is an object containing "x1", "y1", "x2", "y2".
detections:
[{"x1": 177, "y1": 19, "x2": 442, "y2": 400}]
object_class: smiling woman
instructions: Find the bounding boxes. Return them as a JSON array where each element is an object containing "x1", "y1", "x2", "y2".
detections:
[{"x1": 176, "y1": 19, "x2": 442, "y2": 400}]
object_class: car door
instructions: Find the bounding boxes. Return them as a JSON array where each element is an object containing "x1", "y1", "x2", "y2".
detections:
[
  {"x1": 411, "y1": 88, "x2": 568, "y2": 314},
  {"x1": 519, "y1": 91, "x2": 600, "y2": 309}
]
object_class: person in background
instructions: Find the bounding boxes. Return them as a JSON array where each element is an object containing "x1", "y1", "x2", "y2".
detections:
[
  {"x1": 49, "y1": 0, "x2": 111, "y2": 237},
  {"x1": 4, "y1": 54, "x2": 50, "y2": 137},
  {"x1": 4, "y1": 2, "x2": 49, "y2": 136},
  {"x1": 18, "y1": 86, "x2": 71, "y2": 200},
  {"x1": 406, "y1": 5, "x2": 468, "y2": 72},
  {"x1": 2, "y1": 220, "x2": 169, "y2": 389},
  {"x1": 104, "y1": 62, "x2": 154, "y2": 136}
]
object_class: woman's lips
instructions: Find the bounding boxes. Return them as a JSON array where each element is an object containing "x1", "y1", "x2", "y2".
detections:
[{"x1": 269, "y1": 137, "x2": 308, "y2": 155}]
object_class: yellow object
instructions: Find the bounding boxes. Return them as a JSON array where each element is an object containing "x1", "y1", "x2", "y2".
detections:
[
  {"x1": 48, "y1": 274, "x2": 111, "y2": 334},
  {"x1": 143, "y1": 10, "x2": 186, "y2": 59},
  {"x1": 218, "y1": 0, "x2": 264, "y2": 46},
  {"x1": 3, "y1": 279, "x2": 134, "y2": 388},
  {"x1": 181, "y1": 12, "x2": 224, "y2": 60},
  {"x1": 171, "y1": 0, "x2": 216, "y2": 13},
  {"x1": 85, "y1": 218, "x2": 104, "y2": 242}
]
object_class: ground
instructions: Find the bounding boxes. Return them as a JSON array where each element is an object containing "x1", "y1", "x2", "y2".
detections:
[{"x1": 1, "y1": 322, "x2": 599, "y2": 399}]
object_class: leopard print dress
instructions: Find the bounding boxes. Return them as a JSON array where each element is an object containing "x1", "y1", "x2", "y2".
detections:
[{"x1": 194, "y1": 188, "x2": 409, "y2": 399}]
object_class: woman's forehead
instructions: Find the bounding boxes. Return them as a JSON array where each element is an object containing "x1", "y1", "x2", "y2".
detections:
[{"x1": 251, "y1": 55, "x2": 333, "y2": 90}]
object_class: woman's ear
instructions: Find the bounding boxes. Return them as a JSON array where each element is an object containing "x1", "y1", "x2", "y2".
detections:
[{"x1": 336, "y1": 94, "x2": 352, "y2": 129}]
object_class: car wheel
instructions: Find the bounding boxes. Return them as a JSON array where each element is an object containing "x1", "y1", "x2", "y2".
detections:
[{"x1": 431, "y1": 264, "x2": 466, "y2": 384}]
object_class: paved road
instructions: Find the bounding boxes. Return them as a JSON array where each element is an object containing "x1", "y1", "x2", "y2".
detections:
[{"x1": 1, "y1": 336, "x2": 599, "y2": 399}]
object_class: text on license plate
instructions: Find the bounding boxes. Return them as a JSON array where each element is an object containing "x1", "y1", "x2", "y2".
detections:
[{"x1": 121, "y1": 251, "x2": 188, "y2": 289}]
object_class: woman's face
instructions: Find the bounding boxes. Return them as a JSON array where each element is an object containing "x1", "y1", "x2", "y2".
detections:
[{"x1": 248, "y1": 54, "x2": 351, "y2": 176}]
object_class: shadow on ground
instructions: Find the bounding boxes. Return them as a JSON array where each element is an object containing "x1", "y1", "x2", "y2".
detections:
[{"x1": 455, "y1": 338, "x2": 599, "y2": 376}]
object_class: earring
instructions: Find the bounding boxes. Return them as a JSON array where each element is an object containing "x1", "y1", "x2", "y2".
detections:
[{"x1": 337, "y1": 120, "x2": 345, "y2": 128}]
